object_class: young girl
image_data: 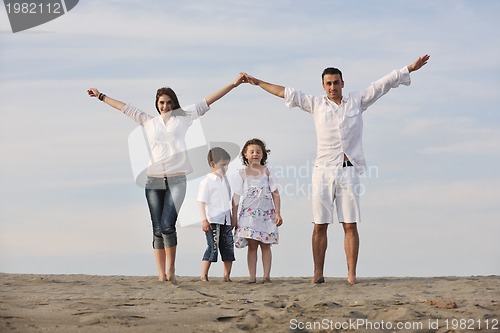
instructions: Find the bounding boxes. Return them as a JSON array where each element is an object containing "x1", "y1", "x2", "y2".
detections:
[{"x1": 232, "y1": 138, "x2": 283, "y2": 283}]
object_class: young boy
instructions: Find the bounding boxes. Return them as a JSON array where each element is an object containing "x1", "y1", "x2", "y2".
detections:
[{"x1": 197, "y1": 147, "x2": 235, "y2": 282}]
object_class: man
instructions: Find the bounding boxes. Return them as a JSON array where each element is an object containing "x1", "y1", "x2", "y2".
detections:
[{"x1": 243, "y1": 54, "x2": 430, "y2": 284}]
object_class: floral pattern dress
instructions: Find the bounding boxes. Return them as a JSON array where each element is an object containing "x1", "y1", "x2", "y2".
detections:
[{"x1": 233, "y1": 168, "x2": 279, "y2": 248}]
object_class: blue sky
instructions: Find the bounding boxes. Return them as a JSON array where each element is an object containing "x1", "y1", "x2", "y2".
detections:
[{"x1": 1, "y1": 0, "x2": 499, "y2": 278}]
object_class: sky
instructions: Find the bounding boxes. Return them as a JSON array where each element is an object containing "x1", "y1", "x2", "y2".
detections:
[{"x1": 1, "y1": 0, "x2": 499, "y2": 279}]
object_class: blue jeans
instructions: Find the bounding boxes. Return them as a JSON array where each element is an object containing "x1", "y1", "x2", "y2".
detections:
[{"x1": 145, "y1": 175, "x2": 187, "y2": 249}]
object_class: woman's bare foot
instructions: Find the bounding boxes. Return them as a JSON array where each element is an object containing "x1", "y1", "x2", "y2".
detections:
[{"x1": 166, "y1": 275, "x2": 177, "y2": 285}]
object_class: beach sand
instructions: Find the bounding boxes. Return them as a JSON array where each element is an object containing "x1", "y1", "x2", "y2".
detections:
[{"x1": 1, "y1": 273, "x2": 498, "y2": 332}]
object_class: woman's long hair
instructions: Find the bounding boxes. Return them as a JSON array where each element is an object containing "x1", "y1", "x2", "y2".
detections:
[{"x1": 155, "y1": 87, "x2": 185, "y2": 116}]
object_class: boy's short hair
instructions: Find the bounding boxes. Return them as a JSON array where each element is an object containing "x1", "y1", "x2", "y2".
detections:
[{"x1": 207, "y1": 147, "x2": 231, "y2": 165}]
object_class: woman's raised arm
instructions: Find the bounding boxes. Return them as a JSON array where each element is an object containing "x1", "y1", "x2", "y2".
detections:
[
  {"x1": 87, "y1": 88, "x2": 126, "y2": 111},
  {"x1": 204, "y1": 73, "x2": 247, "y2": 106}
]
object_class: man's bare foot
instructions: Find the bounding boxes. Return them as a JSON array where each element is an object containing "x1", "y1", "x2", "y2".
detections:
[
  {"x1": 347, "y1": 277, "x2": 357, "y2": 285},
  {"x1": 311, "y1": 276, "x2": 325, "y2": 285}
]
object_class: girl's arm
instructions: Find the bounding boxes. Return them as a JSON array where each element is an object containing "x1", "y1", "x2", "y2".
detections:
[
  {"x1": 272, "y1": 189, "x2": 283, "y2": 226},
  {"x1": 265, "y1": 167, "x2": 283, "y2": 226},
  {"x1": 204, "y1": 73, "x2": 247, "y2": 106},
  {"x1": 231, "y1": 194, "x2": 240, "y2": 228},
  {"x1": 87, "y1": 88, "x2": 126, "y2": 111}
]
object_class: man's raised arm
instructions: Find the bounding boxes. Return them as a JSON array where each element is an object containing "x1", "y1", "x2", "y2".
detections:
[{"x1": 242, "y1": 73, "x2": 285, "y2": 99}]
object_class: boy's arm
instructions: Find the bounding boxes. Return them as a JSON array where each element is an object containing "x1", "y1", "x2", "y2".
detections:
[{"x1": 199, "y1": 202, "x2": 211, "y2": 232}]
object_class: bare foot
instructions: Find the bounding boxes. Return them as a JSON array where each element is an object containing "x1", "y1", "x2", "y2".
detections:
[
  {"x1": 167, "y1": 275, "x2": 177, "y2": 285},
  {"x1": 201, "y1": 275, "x2": 209, "y2": 282},
  {"x1": 224, "y1": 277, "x2": 232, "y2": 282},
  {"x1": 347, "y1": 277, "x2": 357, "y2": 285},
  {"x1": 158, "y1": 274, "x2": 167, "y2": 282},
  {"x1": 246, "y1": 279, "x2": 256, "y2": 284},
  {"x1": 263, "y1": 277, "x2": 272, "y2": 284},
  {"x1": 311, "y1": 276, "x2": 325, "y2": 285}
]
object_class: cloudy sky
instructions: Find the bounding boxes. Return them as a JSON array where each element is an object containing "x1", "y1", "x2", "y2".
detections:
[{"x1": 1, "y1": 0, "x2": 499, "y2": 279}]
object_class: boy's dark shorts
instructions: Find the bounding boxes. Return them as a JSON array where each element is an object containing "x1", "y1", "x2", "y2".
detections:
[{"x1": 203, "y1": 224, "x2": 235, "y2": 262}]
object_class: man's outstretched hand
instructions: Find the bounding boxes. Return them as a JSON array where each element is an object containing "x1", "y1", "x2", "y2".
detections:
[{"x1": 408, "y1": 54, "x2": 430, "y2": 72}]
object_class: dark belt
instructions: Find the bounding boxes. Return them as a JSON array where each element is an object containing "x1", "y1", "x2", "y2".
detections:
[{"x1": 343, "y1": 160, "x2": 353, "y2": 167}]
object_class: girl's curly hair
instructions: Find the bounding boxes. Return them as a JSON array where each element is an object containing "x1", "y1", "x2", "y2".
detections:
[{"x1": 241, "y1": 138, "x2": 270, "y2": 166}]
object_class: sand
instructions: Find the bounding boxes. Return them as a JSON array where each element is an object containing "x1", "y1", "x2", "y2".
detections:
[{"x1": 1, "y1": 273, "x2": 498, "y2": 332}]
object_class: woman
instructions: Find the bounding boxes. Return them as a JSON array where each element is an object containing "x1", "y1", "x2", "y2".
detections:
[{"x1": 87, "y1": 74, "x2": 246, "y2": 282}]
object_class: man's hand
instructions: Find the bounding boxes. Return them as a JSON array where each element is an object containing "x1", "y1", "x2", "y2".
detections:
[
  {"x1": 241, "y1": 73, "x2": 261, "y2": 86},
  {"x1": 408, "y1": 54, "x2": 430, "y2": 72}
]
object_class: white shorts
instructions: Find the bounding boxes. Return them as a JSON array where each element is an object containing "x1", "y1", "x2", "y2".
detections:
[{"x1": 311, "y1": 166, "x2": 361, "y2": 224}]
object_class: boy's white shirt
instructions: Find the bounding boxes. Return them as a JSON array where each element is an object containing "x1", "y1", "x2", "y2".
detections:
[{"x1": 197, "y1": 172, "x2": 232, "y2": 225}]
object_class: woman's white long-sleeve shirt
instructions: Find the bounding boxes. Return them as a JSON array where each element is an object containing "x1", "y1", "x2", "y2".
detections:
[{"x1": 121, "y1": 100, "x2": 210, "y2": 177}]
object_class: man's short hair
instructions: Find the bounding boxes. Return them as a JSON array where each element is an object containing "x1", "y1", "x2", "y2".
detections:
[{"x1": 322, "y1": 67, "x2": 343, "y2": 83}]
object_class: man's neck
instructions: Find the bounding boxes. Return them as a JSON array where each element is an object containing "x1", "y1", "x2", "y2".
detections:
[{"x1": 331, "y1": 96, "x2": 343, "y2": 106}]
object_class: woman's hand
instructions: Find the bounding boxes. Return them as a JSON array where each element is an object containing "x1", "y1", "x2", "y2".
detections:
[
  {"x1": 232, "y1": 73, "x2": 248, "y2": 87},
  {"x1": 87, "y1": 88, "x2": 100, "y2": 98}
]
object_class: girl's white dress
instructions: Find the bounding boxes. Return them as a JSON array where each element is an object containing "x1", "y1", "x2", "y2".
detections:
[{"x1": 233, "y1": 168, "x2": 279, "y2": 248}]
